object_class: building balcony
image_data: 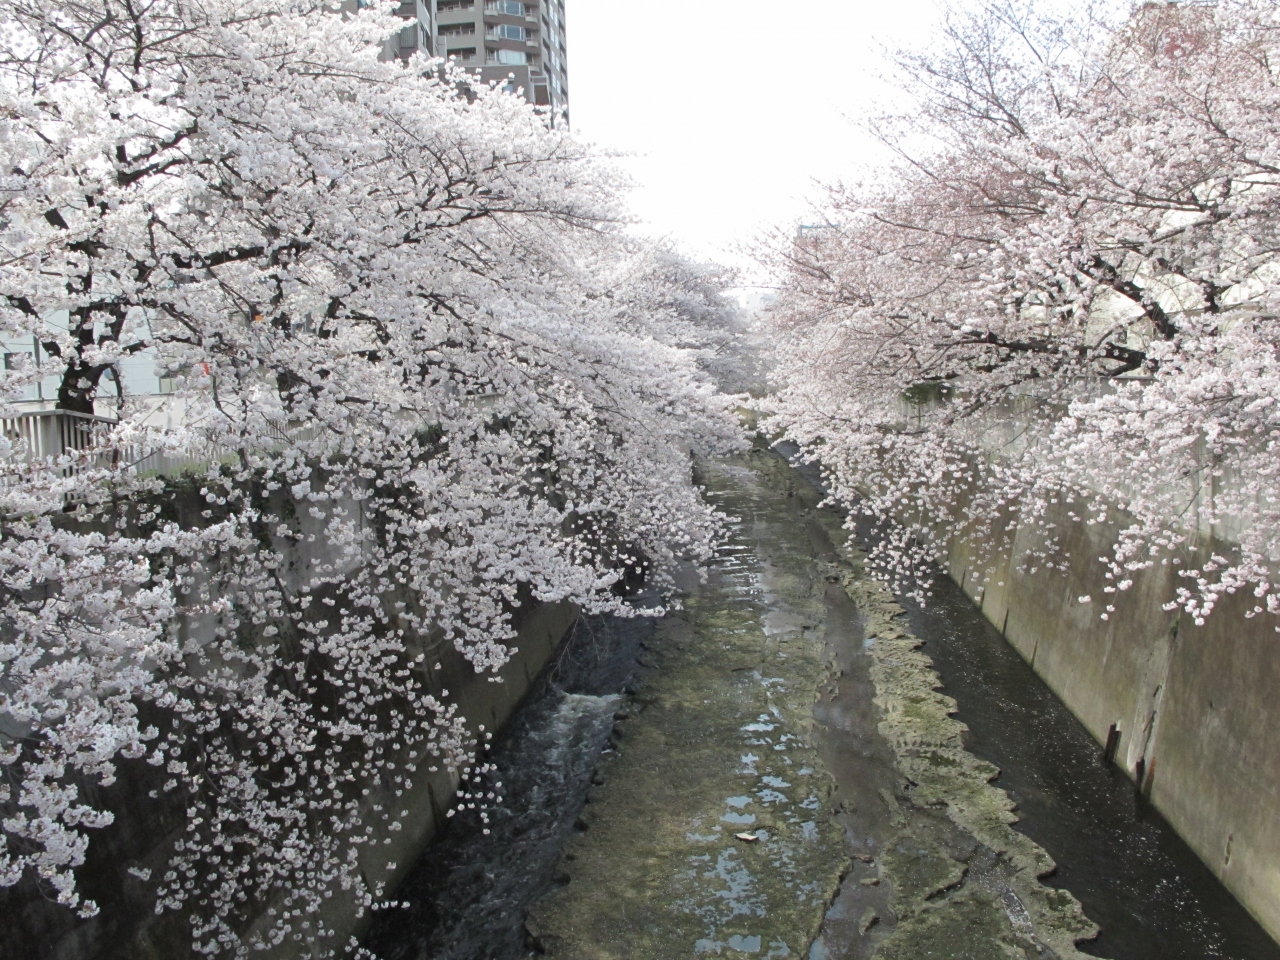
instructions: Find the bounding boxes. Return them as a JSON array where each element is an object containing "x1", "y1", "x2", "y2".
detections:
[{"x1": 484, "y1": 0, "x2": 531, "y2": 16}]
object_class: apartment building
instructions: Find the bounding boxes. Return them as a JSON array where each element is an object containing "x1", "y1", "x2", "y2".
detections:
[
  {"x1": 395, "y1": 0, "x2": 443, "y2": 60},
  {"x1": 345, "y1": 0, "x2": 568, "y2": 120},
  {"x1": 356, "y1": 0, "x2": 444, "y2": 61},
  {"x1": 437, "y1": 0, "x2": 569, "y2": 122}
]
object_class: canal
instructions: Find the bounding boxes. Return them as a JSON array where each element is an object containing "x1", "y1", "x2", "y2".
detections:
[{"x1": 364, "y1": 445, "x2": 1280, "y2": 960}]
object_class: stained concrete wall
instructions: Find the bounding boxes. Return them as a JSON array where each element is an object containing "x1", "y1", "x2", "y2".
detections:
[
  {"x1": 0, "y1": 474, "x2": 580, "y2": 960},
  {"x1": 943, "y1": 506, "x2": 1280, "y2": 943},
  {"x1": 239, "y1": 597, "x2": 580, "y2": 960}
]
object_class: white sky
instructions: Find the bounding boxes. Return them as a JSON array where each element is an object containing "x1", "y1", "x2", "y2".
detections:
[{"x1": 563, "y1": 0, "x2": 946, "y2": 269}]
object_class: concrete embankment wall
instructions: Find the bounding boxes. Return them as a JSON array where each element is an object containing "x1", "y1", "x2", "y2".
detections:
[
  {"x1": 0, "y1": 473, "x2": 580, "y2": 960},
  {"x1": 942, "y1": 506, "x2": 1280, "y2": 943},
  {"x1": 11, "y1": 598, "x2": 578, "y2": 960},
  {"x1": 241, "y1": 598, "x2": 580, "y2": 960}
]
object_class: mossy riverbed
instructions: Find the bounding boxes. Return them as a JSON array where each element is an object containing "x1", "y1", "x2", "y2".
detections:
[{"x1": 527, "y1": 446, "x2": 1097, "y2": 959}]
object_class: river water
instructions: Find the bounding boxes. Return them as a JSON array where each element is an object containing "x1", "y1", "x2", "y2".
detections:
[
  {"x1": 362, "y1": 609, "x2": 657, "y2": 960},
  {"x1": 365, "y1": 449, "x2": 1280, "y2": 960},
  {"x1": 901, "y1": 576, "x2": 1280, "y2": 960}
]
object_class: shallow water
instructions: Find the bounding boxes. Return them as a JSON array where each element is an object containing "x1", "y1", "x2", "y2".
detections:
[
  {"x1": 900, "y1": 580, "x2": 1280, "y2": 960},
  {"x1": 361, "y1": 610, "x2": 656, "y2": 960},
  {"x1": 524, "y1": 451, "x2": 849, "y2": 957}
]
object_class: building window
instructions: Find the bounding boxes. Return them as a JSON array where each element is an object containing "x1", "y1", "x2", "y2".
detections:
[
  {"x1": 448, "y1": 46, "x2": 477, "y2": 61},
  {"x1": 399, "y1": 25, "x2": 417, "y2": 48},
  {"x1": 437, "y1": 0, "x2": 474, "y2": 9},
  {"x1": 489, "y1": 48, "x2": 527, "y2": 65},
  {"x1": 488, "y1": 23, "x2": 526, "y2": 40},
  {"x1": 485, "y1": 0, "x2": 525, "y2": 15},
  {"x1": 439, "y1": 22, "x2": 475, "y2": 34}
]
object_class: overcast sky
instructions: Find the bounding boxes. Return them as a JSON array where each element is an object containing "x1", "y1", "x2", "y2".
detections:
[{"x1": 563, "y1": 0, "x2": 944, "y2": 269}]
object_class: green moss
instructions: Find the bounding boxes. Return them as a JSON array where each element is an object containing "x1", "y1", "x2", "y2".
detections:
[
  {"x1": 875, "y1": 889, "x2": 1029, "y2": 960},
  {"x1": 528, "y1": 448, "x2": 1100, "y2": 960},
  {"x1": 528, "y1": 450, "x2": 850, "y2": 958},
  {"x1": 811, "y1": 503, "x2": 1099, "y2": 958}
]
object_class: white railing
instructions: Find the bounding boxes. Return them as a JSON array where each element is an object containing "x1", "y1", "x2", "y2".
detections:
[
  {"x1": 0, "y1": 409, "x2": 117, "y2": 466},
  {"x1": 0, "y1": 410, "x2": 328, "y2": 481}
]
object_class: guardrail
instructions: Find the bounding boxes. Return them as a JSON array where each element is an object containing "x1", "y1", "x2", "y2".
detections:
[{"x1": 0, "y1": 410, "x2": 325, "y2": 480}]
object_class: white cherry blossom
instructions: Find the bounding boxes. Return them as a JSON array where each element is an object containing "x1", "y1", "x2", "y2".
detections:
[{"x1": 0, "y1": 1, "x2": 744, "y2": 952}]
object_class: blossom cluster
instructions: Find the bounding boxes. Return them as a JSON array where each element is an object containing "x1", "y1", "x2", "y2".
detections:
[
  {"x1": 763, "y1": 0, "x2": 1280, "y2": 625},
  {"x1": 0, "y1": 1, "x2": 743, "y2": 953}
]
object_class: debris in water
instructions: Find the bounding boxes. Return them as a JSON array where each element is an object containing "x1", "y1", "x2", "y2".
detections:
[
  {"x1": 859, "y1": 909, "x2": 880, "y2": 935},
  {"x1": 735, "y1": 832, "x2": 760, "y2": 843}
]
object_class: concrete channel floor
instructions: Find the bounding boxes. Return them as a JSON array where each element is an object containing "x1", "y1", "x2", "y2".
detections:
[{"x1": 526, "y1": 446, "x2": 1096, "y2": 960}]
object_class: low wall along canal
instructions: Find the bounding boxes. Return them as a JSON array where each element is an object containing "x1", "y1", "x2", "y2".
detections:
[
  {"x1": 0, "y1": 588, "x2": 579, "y2": 960},
  {"x1": 940, "y1": 491, "x2": 1280, "y2": 945}
]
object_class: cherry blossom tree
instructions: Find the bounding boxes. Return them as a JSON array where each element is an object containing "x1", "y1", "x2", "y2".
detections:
[
  {"x1": 764, "y1": 0, "x2": 1280, "y2": 625},
  {"x1": 0, "y1": 1, "x2": 743, "y2": 953}
]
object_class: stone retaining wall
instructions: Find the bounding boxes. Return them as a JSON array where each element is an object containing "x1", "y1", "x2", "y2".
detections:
[{"x1": 243, "y1": 598, "x2": 580, "y2": 960}]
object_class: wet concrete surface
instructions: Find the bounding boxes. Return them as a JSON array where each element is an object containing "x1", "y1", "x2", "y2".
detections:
[{"x1": 806, "y1": 578, "x2": 898, "y2": 960}]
